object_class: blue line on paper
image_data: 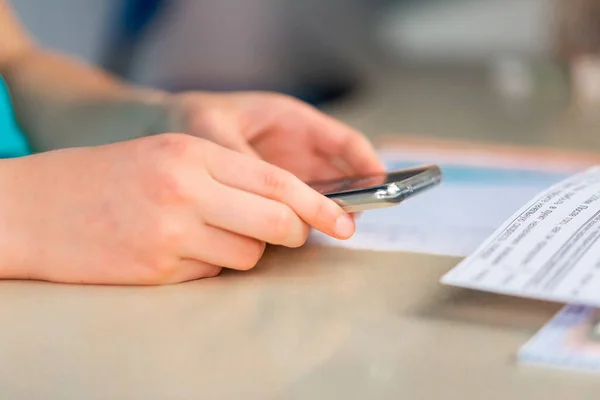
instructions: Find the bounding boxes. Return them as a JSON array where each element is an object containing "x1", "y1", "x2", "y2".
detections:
[{"x1": 386, "y1": 161, "x2": 569, "y2": 186}]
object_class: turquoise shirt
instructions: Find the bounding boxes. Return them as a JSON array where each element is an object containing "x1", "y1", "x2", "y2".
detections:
[{"x1": 0, "y1": 77, "x2": 30, "y2": 158}]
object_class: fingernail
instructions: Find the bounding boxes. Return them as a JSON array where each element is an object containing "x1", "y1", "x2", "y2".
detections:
[{"x1": 335, "y1": 214, "x2": 355, "y2": 239}]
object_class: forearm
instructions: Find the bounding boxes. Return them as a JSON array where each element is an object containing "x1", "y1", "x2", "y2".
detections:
[
  {"x1": 1, "y1": 49, "x2": 171, "y2": 151},
  {"x1": 0, "y1": 157, "x2": 28, "y2": 278}
]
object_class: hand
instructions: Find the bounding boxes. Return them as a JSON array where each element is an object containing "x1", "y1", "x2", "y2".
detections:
[
  {"x1": 167, "y1": 92, "x2": 386, "y2": 183},
  {"x1": 0, "y1": 134, "x2": 356, "y2": 285}
]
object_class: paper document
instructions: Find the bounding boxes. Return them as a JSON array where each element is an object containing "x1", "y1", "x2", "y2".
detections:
[
  {"x1": 442, "y1": 166, "x2": 600, "y2": 306},
  {"x1": 519, "y1": 305, "x2": 600, "y2": 373},
  {"x1": 309, "y1": 141, "x2": 586, "y2": 257}
]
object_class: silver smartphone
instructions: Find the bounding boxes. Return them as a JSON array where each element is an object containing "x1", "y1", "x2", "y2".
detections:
[{"x1": 309, "y1": 164, "x2": 442, "y2": 212}]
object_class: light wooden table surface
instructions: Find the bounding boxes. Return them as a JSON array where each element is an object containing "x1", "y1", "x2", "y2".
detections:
[{"x1": 2, "y1": 67, "x2": 600, "y2": 399}]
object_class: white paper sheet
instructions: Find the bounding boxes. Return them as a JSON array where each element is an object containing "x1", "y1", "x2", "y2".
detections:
[
  {"x1": 309, "y1": 150, "x2": 572, "y2": 257},
  {"x1": 442, "y1": 167, "x2": 600, "y2": 306}
]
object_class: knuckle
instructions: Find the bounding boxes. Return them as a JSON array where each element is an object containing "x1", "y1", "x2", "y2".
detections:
[
  {"x1": 151, "y1": 169, "x2": 187, "y2": 205},
  {"x1": 266, "y1": 91, "x2": 298, "y2": 106},
  {"x1": 237, "y1": 240, "x2": 266, "y2": 271},
  {"x1": 153, "y1": 216, "x2": 186, "y2": 250},
  {"x1": 314, "y1": 198, "x2": 333, "y2": 227},
  {"x1": 267, "y1": 207, "x2": 296, "y2": 245},
  {"x1": 267, "y1": 207, "x2": 308, "y2": 247},
  {"x1": 141, "y1": 136, "x2": 205, "y2": 205},
  {"x1": 141, "y1": 165, "x2": 188, "y2": 206},
  {"x1": 137, "y1": 219, "x2": 185, "y2": 283},
  {"x1": 151, "y1": 132, "x2": 196, "y2": 160},
  {"x1": 290, "y1": 223, "x2": 310, "y2": 248},
  {"x1": 140, "y1": 256, "x2": 179, "y2": 285},
  {"x1": 260, "y1": 168, "x2": 288, "y2": 199}
]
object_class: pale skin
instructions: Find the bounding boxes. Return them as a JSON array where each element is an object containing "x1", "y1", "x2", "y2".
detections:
[{"x1": 0, "y1": 1, "x2": 385, "y2": 285}]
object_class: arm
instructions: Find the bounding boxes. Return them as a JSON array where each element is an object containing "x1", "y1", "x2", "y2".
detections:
[
  {"x1": 0, "y1": 0, "x2": 384, "y2": 176},
  {"x1": 0, "y1": 0, "x2": 171, "y2": 151}
]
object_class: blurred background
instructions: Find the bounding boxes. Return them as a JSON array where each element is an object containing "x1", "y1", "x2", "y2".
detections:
[{"x1": 8, "y1": 0, "x2": 600, "y2": 149}]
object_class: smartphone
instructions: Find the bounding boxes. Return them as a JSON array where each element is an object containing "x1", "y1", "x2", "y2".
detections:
[{"x1": 309, "y1": 164, "x2": 442, "y2": 212}]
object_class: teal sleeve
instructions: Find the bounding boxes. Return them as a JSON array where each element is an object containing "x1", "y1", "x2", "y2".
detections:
[{"x1": 0, "y1": 77, "x2": 30, "y2": 158}]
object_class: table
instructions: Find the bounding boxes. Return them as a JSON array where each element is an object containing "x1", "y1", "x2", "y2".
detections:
[
  {"x1": 0, "y1": 248, "x2": 597, "y2": 399},
  {"x1": 2, "y1": 66, "x2": 600, "y2": 399}
]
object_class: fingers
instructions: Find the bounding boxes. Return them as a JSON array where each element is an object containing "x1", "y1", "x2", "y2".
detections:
[
  {"x1": 201, "y1": 184, "x2": 312, "y2": 248},
  {"x1": 307, "y1": 159, "x2": 349, "y2": 183},
  {"x1": 166, "y1": 259, "x2": 222, "y2": 284},
  {"x1": 204, "y1": 145, "x2": 356, "y2": 240},
  {"x1": 305, "y1": 109, "x2": 385, "y2": 174},
  {"x1": 209, "y1": 129, "x2": 259, "y2": 157},
  {"x1": 190, "y1": 112, "x2": 261, "y2": 158},
  {"x1": 209, "y1": 125, "x2": 261, "y2": 159},
  {"x1": 180, "y1": 224, "x2": 266, "y2": 270}
]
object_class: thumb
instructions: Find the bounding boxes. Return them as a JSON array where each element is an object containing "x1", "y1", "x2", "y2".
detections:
[{"x1": 195, "y1": 117, "x2": 261, "y2": 159}]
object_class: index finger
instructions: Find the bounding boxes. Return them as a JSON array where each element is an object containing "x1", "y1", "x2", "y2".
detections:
[{"x1": 204, "y1": 145, "x2": 356, "y2": 240}]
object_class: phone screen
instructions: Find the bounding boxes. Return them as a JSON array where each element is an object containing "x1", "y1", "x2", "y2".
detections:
[{"x1": 309, "y1": 166, "x2": 432, "y2": 195}]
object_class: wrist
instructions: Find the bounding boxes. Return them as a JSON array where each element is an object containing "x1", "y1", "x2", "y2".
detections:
[
  {"x1": 37, "y1": 87, "x2": 175, "y2": 150},
  {"x1": 83, "y1": 86, "x2": 177, "y2": 139},
  {"x1": 157, "y1": 91, "x2": 222, "y2": 137},
  {"x1": 130, "y1": 88, "x2": 177, "y2": 136}
]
